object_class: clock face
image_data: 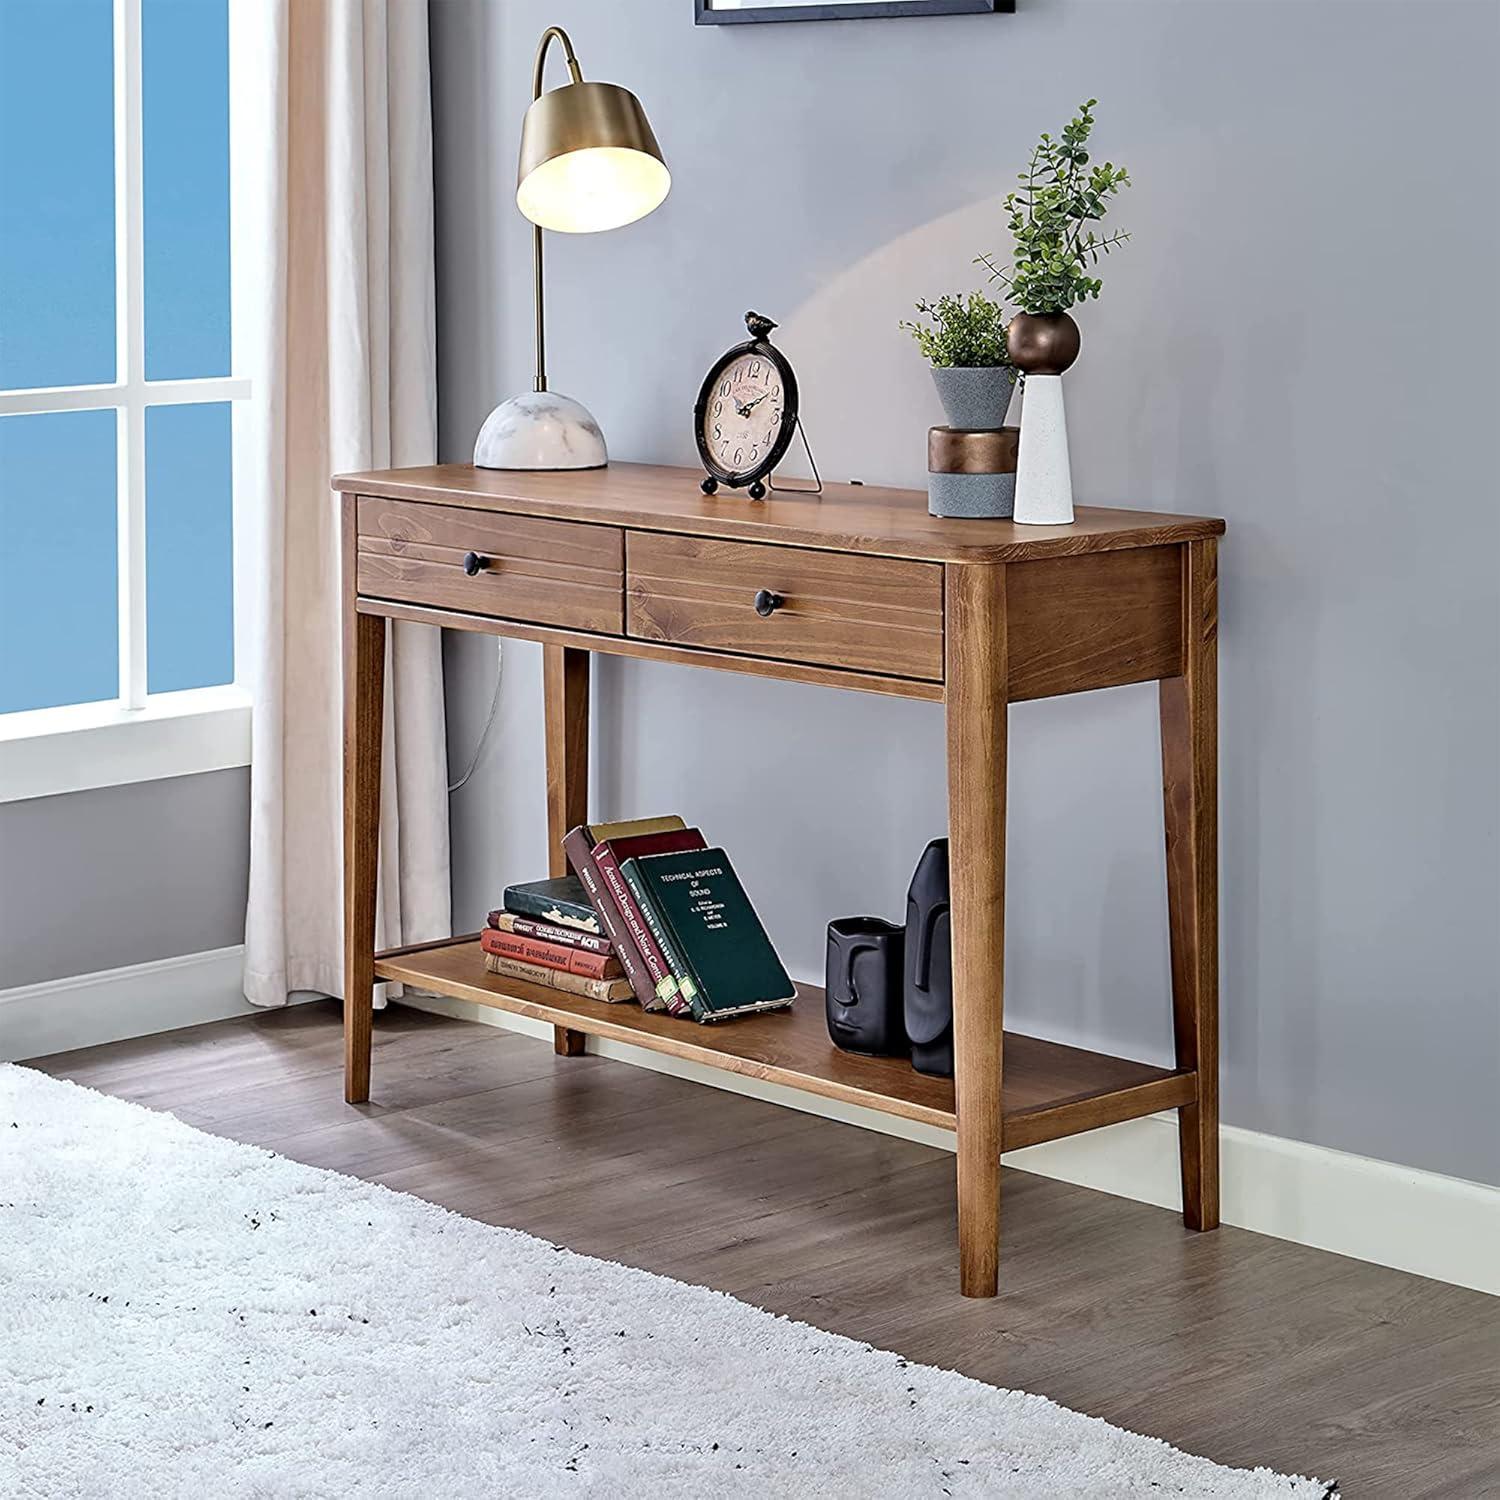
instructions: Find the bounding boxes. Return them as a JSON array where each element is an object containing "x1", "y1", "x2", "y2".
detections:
[{"x1": 701, "y1": 350, "x2": 788, "y2": 481}]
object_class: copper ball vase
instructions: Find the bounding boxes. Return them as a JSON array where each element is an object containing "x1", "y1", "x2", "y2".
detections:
[{"x1": 1005, "y1": 311, "x2": 1081, "y2": 376}]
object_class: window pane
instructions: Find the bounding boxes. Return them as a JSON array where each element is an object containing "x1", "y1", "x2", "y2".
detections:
[
  {"x1": 142, "y1": 0, "x2": 231, "y2": 381},
  {"x1": 0, "y1": 411, "x2": 118, "y2": 712},
  {"x1": 145, "y1": 402, "x2": 233, "y2": 694},
  {"x1": 0, "y1": 1, "x2": 115, "y2": 390}
]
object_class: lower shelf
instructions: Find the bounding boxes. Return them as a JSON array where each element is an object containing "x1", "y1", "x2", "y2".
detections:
[{"x1": 374, "y1": 938, "x2": 1196, "y2": 1149}]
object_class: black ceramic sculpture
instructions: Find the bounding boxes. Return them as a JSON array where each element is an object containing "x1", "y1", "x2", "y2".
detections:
[
  {"x1": 825, "y1": 917, "x2": 907, "y2": 1057},
  {"x1": 903, "y1": 838, "x2": 953, "y2": 1077}
]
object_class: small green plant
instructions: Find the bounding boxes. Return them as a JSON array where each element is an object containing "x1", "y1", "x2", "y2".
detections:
[
  {"x1": 900, "y1": 291, "x2": 1011, "y2": 368},
  {"x1": 977, "y1": 99, "x2": 1131, "y2": 315}
]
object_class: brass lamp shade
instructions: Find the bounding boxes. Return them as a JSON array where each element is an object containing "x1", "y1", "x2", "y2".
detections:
[{"x1": 516, "y1": 80, "x2": 670, "y2": 234}]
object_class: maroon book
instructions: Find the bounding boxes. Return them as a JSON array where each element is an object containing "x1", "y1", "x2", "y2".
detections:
[
  {"x1": 592, "y1": 828, "x2": 708, "y2": 1017},
  {"x1": 562, "y1": 826, "x2": 659, "y2": 1009},
  {"x1": 485, "y1": 909, "x2": 613, "y2": 957}
]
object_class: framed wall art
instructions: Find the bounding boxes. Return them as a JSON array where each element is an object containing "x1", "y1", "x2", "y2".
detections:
[{"x1": 696, "y1": 0, "x2": 1011, "y2": 24}]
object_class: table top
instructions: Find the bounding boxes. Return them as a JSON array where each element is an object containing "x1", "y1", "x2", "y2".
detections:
[{"x1": 334, "y1": 462, "x2": 1224, "y2": 566}]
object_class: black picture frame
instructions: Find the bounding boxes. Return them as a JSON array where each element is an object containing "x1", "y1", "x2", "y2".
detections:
[{"x1": 696, "y1": 0, "x2": 1010, "y2": 23}]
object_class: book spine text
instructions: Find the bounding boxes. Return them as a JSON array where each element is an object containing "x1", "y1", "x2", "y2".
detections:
[
  {"x1": 621, "y1": 860, "x2": 705, "y2": 1021},
  {"x1": 592, "y1": 845, "x2": 683, "y2": 1010},
  {"x1": 483, "y1": 952, "x2": 633, "y2": 1003},
  {"x1": 487, "y1": 910, "x2": 613, "y2": 956},
  {"x1": 480, "y1": 928, "x2": 621, "y2": 980},
  {"x1": 561, "y1": 828, "x2": 661, "y2": 1010}
]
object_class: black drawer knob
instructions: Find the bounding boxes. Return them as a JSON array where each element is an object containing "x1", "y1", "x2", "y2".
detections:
[
  {"x1": 753, "y1": 588, "x2": 784, "y2": 618},
  {"x1": 463, "y1": 551, "x2": 488, "y2": 577}
]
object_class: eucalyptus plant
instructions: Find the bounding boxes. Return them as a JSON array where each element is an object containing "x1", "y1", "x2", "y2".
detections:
[
  {"x1": 977, "y1": 99, "x2": 1131, "y2": 316},
  {"x1": 900, "y1": 291, "x2": 1011, "y2": 368}
]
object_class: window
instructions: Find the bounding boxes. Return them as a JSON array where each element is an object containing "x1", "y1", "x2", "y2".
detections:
[{"x1": 0, "y1": 0, "x2": 249, "y2": 799}]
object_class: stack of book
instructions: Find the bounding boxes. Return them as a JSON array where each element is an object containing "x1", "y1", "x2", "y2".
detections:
[
  {"x1": 481, "y1": 878, "x2": 633, "y2": 1003},
  {"x1": 480, "y1": 814, "x2": 796, "y2": 1024}
]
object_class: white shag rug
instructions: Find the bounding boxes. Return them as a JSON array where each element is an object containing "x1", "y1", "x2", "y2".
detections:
[{"x1": 0, "y1": 1063, "x2": 1332, "y2": 1499}]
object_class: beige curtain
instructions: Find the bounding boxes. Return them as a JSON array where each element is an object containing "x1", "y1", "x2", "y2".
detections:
[{"x1": 233, "y1": 0, "x2": 450, "y2": 1007}]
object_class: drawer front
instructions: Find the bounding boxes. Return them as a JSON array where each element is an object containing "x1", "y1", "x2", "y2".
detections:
[
  {"x1": 626, "y1": 532, "x2": 943, "y2": 680},
  {"x1": 357, "y1": 497, "x2": 623, "y2": 634}
]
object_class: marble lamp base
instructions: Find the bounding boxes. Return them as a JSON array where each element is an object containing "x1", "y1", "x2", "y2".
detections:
[{"x1": 473, "y1": 390, "x2": 607, "y2": 471}]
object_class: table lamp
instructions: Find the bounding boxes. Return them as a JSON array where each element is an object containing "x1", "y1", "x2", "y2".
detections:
[{"x1": 474, "y1": 26, "x2": 670, "y2": 471}]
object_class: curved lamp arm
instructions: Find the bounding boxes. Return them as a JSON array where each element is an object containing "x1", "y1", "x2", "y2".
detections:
[
  {"x1": 533, "y1": 26, "x2": 583, "y2": 100},
  {"x1": 529, "y1": 28, "x2": 582, "y2": 392}
]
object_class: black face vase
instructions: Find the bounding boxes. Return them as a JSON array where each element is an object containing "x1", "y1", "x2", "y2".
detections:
[
  {"x1": 903, "y1": 838, "x2": 953, "y2": 1078},
  {"x1": 825, "y1": 917, "x2": 907, "y2": 1057}
]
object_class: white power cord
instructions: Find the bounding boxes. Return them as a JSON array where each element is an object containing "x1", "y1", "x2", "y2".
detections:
[{"x1": 448, "y1": 636, "x2": 504, "y2": 793}]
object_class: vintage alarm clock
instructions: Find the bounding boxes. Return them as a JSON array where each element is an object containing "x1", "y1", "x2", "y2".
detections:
[{"x1": 694, "y1": 311, "x2": 799, "y2": 500}]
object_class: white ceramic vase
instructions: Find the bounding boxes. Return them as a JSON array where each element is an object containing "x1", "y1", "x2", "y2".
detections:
[{"x1": 1013, "y1": 375, "x2": 1073, "y2": 525}]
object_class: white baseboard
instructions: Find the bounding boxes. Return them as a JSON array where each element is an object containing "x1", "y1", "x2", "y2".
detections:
[
  {"x1": 400, "y1": 992, "x2": 1500, "y2": 1298},
  {"x1": 0, "y1": 946, "x2": 264, "y2": 1062}
]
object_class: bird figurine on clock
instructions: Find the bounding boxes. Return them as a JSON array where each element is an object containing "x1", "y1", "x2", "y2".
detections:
[{"x1": 695, "y1": 312, "x2": 800, "y2": 500}]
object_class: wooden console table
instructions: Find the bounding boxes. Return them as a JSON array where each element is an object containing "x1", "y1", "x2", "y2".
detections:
[{"x1": 335, "y1": 461, "x2": 1224, "y2": 1298}]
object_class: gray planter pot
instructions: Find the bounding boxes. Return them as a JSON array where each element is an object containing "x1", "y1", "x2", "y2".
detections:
[
  {"x1": 931, "y1": 365, "x2": 1017, "y2": 431},
  {"x1": 928, "y1": 470, "x2": 1016, "y2": 520}
]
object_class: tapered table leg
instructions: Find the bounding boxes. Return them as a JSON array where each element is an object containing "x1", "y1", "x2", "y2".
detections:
[
  {"x1": 1160, "y1": 538, "x2": 1220, "y2": 1230},
  {"x1": 544, "y1": 643, "x2": 591, "y2": 1058},
  {"x1": 944, "y1": 563, "x2": 1009, "y2": 1298},
  {"x1": 343, "y1": 498, "x2": 385, "y2": 1105},
  {"x1": 553, "y1": 1027, "x2": 587, "y2": 1056}
]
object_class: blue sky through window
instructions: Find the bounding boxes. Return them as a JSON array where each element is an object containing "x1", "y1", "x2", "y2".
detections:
[
  {"x1": 0, "y1": 0, "x2": 234, "y2": 715},
  {"x1": 143, "y1": 0, "x2": 231, "y2": 381},
  {"x1": 0, "y1": 411, "x2": 119, "y2": 713},
  {"x1": 0, "y1": 1, "x2": 116, "y2": 389},
  {"x1": 147, "y1": 402, "x2": 233, "y2": 694}
]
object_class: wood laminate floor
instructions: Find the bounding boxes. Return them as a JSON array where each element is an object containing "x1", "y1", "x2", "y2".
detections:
[{"x1": 25, "y1": 1001, "x2": 1500, "y2": 1498}]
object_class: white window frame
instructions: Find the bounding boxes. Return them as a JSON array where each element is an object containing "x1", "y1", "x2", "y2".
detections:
[{"x1": 0, "y1": 0, "x2": 251, "y2": 804}]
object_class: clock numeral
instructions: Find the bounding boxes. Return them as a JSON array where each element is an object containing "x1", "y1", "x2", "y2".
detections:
[{"x1": 701, "y1": 341, "x2": 794, "y2": 480}]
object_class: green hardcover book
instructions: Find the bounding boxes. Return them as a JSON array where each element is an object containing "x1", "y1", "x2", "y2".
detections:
[
  {"x1": 502, "y1": 875, "x2": 602, "y2": 935},
  {"x1": 620, "y1": 862, "x2": 702, "y2": 1018},
  {"x1": 620, "y1": 848, "x2": 796, "y2": 1022}
]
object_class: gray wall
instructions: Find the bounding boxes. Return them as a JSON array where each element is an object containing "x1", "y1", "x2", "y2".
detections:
[
  {"x1": 0, "y1": 770, "x2": 249, "y2": 988},
  {"x1": 431, "y1": 0, "x2": 1500, "y2": 1185}
]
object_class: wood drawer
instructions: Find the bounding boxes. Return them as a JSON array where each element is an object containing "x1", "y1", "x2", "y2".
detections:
[
  {"x1": 626, "y1": 532, "x2": 943, "y2": 681},
  {"x1": 357, "y1": 497, "x2": 623, "y2": 634}
]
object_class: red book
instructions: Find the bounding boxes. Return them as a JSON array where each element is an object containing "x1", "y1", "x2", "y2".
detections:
[
  {"x1": 562, "y1": 826, "x2": 660, "y2": 1009},
  {"x1": 480, "y1": 927, "x2": 622, "y2": 980},
  {"x1": 592, "y1": 828, "x2": 708, "y2": 1016}
]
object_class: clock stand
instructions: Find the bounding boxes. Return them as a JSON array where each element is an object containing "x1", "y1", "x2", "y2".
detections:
[{"x1": 701, "y1": 412, "x2": 823, "y2": 501}]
